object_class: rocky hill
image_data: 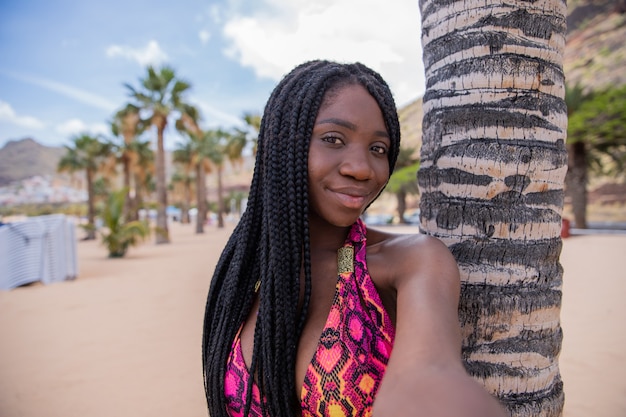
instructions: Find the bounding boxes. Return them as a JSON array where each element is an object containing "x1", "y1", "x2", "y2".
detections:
[
  {"x1": 398, "y1": 97, "x2": 423, "y2": 152},
  {"x1": 0, "y1": 138, "x2": 66, "y2": 186},
  {"x1": 565, "y1": 0, "x2": 626, "y2": 91}
]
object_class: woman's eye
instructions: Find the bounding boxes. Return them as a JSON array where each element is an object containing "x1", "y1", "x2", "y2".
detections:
[
  {"x1": 322, "y1": 135, "x2": 343, "y2": 145},
  {"x1": 371, "y1": 145, "x2": 388, "y2": 155}
]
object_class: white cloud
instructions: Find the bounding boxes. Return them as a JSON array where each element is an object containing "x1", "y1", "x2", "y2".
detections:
[
  {"x1": 106, "y1": 40, "x2": 169, "y2": 67},
  {"x1": 221, "y1": 0, "x2": 425, "y2": 105},
  {"x1": 190, "y1": 97, "x2": 246, "y2": 128},
  {"x1": 56, "y1": 118, "x2": 109, "y2": 137},
  {"x1": 0, "y1": 100, "x2": 45, "y2": 129},
  {"x1": 199, "y1": 29, "x2": 211, "y2": 45},
  {"x1": 2, "y1": 72, "x2": 118, "y2": 112}
]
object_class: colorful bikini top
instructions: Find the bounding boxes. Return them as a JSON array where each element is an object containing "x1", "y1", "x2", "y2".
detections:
[{"x1": 224, "y1": 218, "x2": 396, "y2": 416}]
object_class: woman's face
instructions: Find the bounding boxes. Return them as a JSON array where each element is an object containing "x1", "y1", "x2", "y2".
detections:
[{"x1": 308, "y1": 83, "x2": 391, "y2": 227}]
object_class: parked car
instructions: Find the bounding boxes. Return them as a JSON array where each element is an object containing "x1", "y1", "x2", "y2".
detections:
[{"x1": 404, "y1": 209, "x2": 421, "y2": 225}]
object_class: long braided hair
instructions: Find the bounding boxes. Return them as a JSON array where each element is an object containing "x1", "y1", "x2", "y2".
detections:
[{"x1": 202, "y1": 60, "x2": 401, "y2": 417}]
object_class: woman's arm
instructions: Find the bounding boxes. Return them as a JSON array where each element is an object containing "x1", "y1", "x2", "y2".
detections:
[{"x1": 372, "y1": 235, "x2": 507, "y2": 417}]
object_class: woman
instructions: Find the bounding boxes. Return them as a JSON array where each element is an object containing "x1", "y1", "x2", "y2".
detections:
[{"x1": 202, "y1": 60, "x2": 506, "y2": 417}]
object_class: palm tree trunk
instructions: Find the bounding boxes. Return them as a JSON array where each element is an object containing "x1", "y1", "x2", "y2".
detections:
[
  {"x1": 85, "y1": 169, "x2": 96, "y2": 240},
  {"x1": 566, "y1": 141, "x2": 588, "y2": 228},
  {"x1": 396, "y1": 189, "x2": 408, "y2": 223},
  {"x1": 122, "y1": 111, "x2": 139, "y2": 222},
  {"x1": 155, "y1": 124, "x2": 170, "y2": 243},
  {"x1": 122, "y1": 153, "x2": 132, "y2": 220},
  {"x1": 419, "y1": 0, "x2": 567, "y2": 415},
  {"x1": 131, "y1": 172, "x2": 143, "y2": 222},
  {"x1": 181, "y1": 182, "x2": 191, "y2": 224},
  {"x1": 195, "y1": 163, "x2": 206, "y2": 234},
  {"x1": 217, "y1": 166, "x2": 225, "y2": 228}
]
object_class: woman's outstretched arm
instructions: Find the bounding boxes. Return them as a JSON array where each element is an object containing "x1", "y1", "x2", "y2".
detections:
[{"x1": 373, "y1": 234, "x2": 507, "y2": 417}]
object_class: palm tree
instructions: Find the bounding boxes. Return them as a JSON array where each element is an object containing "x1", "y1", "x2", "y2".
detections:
[
  {"x1": 385, "y1": 146, "x2": 420, "y2": 223},
  {"x1": 566, "y1": 83, "x2": 626, "y2": 228},
  {"x1": 58, "y1": 134, "x2": 113, "y2": 240},
  {"x1": 209, "y1": 130, "x2": 227, "y2": 228},
  {"x1": 243, "y1": 112, "x2": 261, "y2": 155},
  {"x1": 188, "y1": 129, "x2": 221, "y2": 229},
  {"x1": 570, "y1": 85, "x2": 626, "y2": 176},
  {"x1": 100, "y1": 188, "x2": 150, "y2": 258},
  {"x1": 203, "y1": 128, "x2": 247, "y2": 228},
  {"x1": 110, "y1": 103, "x2": 144, "y2": 221},
  {"x1": 125, "y1": 66, "x2": 192, "y2": 243},
  {"x1": 131, "y1": 139, "x2": 155, "y2": 220},
  {"x1": 564, "y1": 83, "x2": 591, "y2": 229},
  {"x1": 170, "y1": 170, "x2": 194, "y2": 223},
  {"x1": 418, "y1": 0, "x2": 568, "y2": 415},
  {"x1": 224, "y1": 127, "x2": 247, "y2": 169},
  {"x1": 177, "y1": 103, "x2": 202, "y2": 137},
  {"x1": 175, "y1": 104, "x2": 214, "y2": 233},
  {"x1": 172, "y1": 141, "x2": 196, "y2": 224}
]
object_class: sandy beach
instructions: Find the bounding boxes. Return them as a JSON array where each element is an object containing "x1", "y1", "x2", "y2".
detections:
[{"x1": 0, "y1": 221, "x2": 624, "y2": 417}]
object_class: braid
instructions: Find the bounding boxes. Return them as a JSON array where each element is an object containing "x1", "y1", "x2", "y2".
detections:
[{"x1": 202, "y1": 60, "x2": 401, "y2": 417}]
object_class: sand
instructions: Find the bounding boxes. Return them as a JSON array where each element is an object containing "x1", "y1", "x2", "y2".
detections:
[{"x1": 0, "y1": 221, "x2": 624, "y2": 417}]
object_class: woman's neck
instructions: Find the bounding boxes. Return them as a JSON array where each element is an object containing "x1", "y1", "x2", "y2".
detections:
[{"x1": 307, "y1": 215, "x2": 354, "y2": 254}]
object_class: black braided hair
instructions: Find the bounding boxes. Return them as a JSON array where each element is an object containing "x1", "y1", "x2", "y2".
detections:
[{"x1": 202, "y1": 60, "x2": 401, "y2": 417}]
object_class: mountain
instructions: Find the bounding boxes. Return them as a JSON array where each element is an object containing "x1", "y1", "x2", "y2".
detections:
[
  {"x1": 565, "y1": 0, "x2": 626, "y2": 91},
  {"x1": 0, "y1": 138, "x2": 66, "y2": 186},
  {"x1": 398, "y1": 97, "x2": 423, "y2": 152}
]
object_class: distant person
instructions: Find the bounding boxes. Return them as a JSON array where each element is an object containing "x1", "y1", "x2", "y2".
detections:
[{"x1": 202, "y1": 60, "x2": 506, "y2": 417}]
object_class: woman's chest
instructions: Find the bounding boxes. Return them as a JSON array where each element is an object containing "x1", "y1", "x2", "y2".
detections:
[{"x1": 237, "y1": 248, "x2": 397, "y2": 409}]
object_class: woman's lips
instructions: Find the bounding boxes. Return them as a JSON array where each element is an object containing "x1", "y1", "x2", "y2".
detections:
[{"x1": 330, "y1": 188, "x2": 370, "y2": 209}]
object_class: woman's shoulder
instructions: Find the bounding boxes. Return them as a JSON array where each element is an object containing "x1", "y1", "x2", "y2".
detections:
[{"x1": 366, "y1": 226, "x2": 459, "y2": 290}]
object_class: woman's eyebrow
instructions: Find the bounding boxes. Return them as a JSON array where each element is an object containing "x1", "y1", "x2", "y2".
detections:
[
  {"x1": 316, "y1": 117, "x2": 356, "y2": 130},
  {"x1": 315, "y1": 117, "x2": 389, "y2": 139}
]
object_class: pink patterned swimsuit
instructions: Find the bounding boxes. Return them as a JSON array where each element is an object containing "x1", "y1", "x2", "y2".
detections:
[{"x1": 224, "y1": 219, "x2": 395, "y2": 416}]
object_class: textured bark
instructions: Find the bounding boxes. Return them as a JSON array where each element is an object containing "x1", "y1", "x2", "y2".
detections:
[{"x1": 419, "y1": 0, "x2": 568, "y2": 415}]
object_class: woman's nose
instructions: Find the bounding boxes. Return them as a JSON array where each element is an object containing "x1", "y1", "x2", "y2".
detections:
[{"x1": 338, "y1": 147, "x2": 374, "y2": 180}]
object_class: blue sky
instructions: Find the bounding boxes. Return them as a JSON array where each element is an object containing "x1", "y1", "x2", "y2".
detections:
[{"x1": 0, "y1": 0, "x2": 425, "y2": 150}]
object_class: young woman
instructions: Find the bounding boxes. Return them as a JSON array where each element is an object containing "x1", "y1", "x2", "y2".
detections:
[{"x1": 202, "y1": 60, "x2": 506, "y2": 417}]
